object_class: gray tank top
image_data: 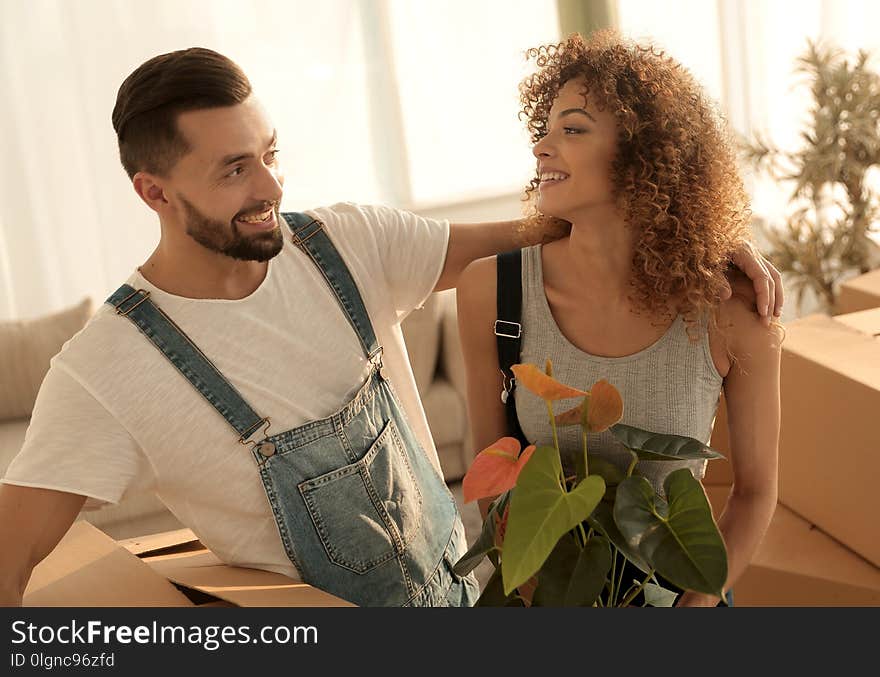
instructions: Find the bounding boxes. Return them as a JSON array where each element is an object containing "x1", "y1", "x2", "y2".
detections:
[{"x1": 514, "y1": 245, "x2": 723, "y2": 496}]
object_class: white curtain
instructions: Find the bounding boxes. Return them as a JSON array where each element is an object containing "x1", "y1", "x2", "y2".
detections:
[
  {"x1": 0, "y1": 0, "x2": 559, "y2": 320},
  {"x1": 0, "y1": 0, "x2": 378, "y2": 320},
  {"x1": 10, "y1": 1, "x2": 872, "y2": 323}
]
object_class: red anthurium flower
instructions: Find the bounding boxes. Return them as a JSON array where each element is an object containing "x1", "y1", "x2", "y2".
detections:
[
  {"x1": 462, "y1": 438, "x2": 537, "y2": 503},
  {"x1": 518, "y1": 575, "x2": 539, "y2": 606},
  {"x1": 511, "y1": 363, "x2": 588, "y2": 401},
  {"x1": 494, "y1": 504, "x2": 510, "y2": 549}
]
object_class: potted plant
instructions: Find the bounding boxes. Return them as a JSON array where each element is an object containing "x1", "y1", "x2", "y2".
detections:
[
  {"x1": 454, "y1": 361, "x2": 728, "y2": 607},
  {"x1": 744, "y1": 40, "x2": 880, "y2": 314}
]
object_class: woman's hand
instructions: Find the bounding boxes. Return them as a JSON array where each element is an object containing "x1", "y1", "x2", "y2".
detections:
[{"x1": 675, "y1": 590, "x2": 722, "y2": 607}]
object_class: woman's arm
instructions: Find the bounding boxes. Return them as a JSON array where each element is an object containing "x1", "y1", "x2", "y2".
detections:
[
  {"x1": 679, "y1": 298, "x2": 783, "y2": 606},
  {"x1": 456, "y1": 257, "x2": 511, "y2": 519}
]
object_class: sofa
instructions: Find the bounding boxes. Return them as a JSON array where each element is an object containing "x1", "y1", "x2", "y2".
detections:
[{"x1": 0, "y1": 290, "x2": 473, "y2": 540}]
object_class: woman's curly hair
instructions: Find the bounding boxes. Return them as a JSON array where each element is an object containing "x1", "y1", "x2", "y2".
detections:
[{"x1": 520, "y1": 30, "x2": 751, "y2": 334}]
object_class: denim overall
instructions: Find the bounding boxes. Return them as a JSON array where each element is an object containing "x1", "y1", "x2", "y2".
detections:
[{"x1": 107, "y1": 212, "x2": 478, "y2": 607}]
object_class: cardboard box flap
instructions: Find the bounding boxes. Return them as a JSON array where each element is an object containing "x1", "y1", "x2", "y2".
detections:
[
  {"x1": 833, "y1": 307, "x2": 880, "y2": 336},
  {"x1": 837, "y1": 269, "x2": 880, "y2": 315},
  {"x1": 24, "y1": 522, "x2": 194, "y2": 607},
  {"x1": 119, "y1": 528, "x2": 201, "y2": 556},
  {"x1": 704, "y1": 487, "x2": 880, "y2": 591},
  {"x1": 785, "y1": 314, "x2": 880, "y2": 388},
  {"x1": 754, "y1": 504, "x2": 880, "y2": 589},
  {"x1": 144, "y1": 549, "x2": 355, "y2": 607},
  {"x1": 842, "y1": 269, "x2": 880, "y2": 295},
  {"x1": 736, "y1": 565, "x2": 880, "y2": 606}
]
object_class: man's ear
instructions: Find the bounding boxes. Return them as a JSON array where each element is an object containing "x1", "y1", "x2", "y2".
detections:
[{"x1": 132, "y1": 171, "x2": 169, "y2": 213}]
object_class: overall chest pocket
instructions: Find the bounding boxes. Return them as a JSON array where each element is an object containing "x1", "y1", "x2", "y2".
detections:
[{"x1": 298, "y1": 418, "x2": 423, "y2": 574}]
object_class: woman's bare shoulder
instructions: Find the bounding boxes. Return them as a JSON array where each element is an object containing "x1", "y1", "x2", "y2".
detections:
[{"x1": 715, "y1": 286, "x2": 784, "y2": 363}]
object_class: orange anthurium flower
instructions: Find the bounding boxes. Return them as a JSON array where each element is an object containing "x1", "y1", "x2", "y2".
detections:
[
  {"x1": 555, "y1": 397, "x2": 587, "y2": 426},
  {"x1": 588, "y1": 379, "x2": 623, "y2": 432},
  {"x1": 553, "y1": 381, "x2": 624, "y2": 432},
  {"x1": 462, "y1": 438, "x2": 537, "y2": 503},
  {"x1": 511, "y1": 364, "x2": 588, "y2": 401}
]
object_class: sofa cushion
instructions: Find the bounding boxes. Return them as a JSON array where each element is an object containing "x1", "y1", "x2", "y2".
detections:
[
  {"x1": 421, "y1": 378, "x2": 465, "y2": 449},
  {"x1": 0, "y1": 297, "x2": 93, "y2": 420},
  {"x1": 422, "y1": 378, "x2": 467, "y2": 481},
  {"x1": 400, "y1": 292, "x2": 442, "y2": 395},
  {"x1": 0, "y1": 418, "x2": 28, "y2": 474},
  {"x1": 439, "y1": 289, "x2": 467, "y2": 399}
]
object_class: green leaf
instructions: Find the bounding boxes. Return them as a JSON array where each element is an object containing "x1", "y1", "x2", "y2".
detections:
[
  {"x1": 588, "y1": 456, "x2": 626, "y2": 487},
  {"x1": 644, "y1": 582, "x2": 679, "y2": 607},
  {"x1": 587, "y1": 500, "x2": 651, "y2": 574},
  {"x1": 609, "y1": 423, "x2": 725, "y2": 461},
  {"x1": 453, "y1": 518, "x2": 496, "y2": 577},
  {"x1": 501, "y1": 446, "x2": 605, "y2": 595},
  {"x1": 532, "y1": 534, "x2": 611, "y2": 607},
  {"x1": 614, "y1": 469, "x2": 727, "y2": 596},
  {"x1": 453, "y1": 491, "x2": 510, "y2": 577},
  {"x1": 475, "y1": 568, "x2": 519, "y2": 607}
]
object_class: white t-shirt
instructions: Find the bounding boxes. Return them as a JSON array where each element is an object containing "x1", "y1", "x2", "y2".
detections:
[{"x1": 2, "y1": 203, "x2": 450, "y2": 582}]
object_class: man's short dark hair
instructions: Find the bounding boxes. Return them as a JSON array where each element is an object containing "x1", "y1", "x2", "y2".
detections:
[{"x1": 112, "y1": 48, "x2": 252, "y2": 179}]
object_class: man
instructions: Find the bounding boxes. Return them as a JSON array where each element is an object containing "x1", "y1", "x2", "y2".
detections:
[{"x1": 0, "y1": 48, "x2": 782, "y2": 607}]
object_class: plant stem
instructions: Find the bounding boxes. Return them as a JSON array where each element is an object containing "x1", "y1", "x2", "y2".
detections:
[
  {"x1": 620, "y1": 569, "x2": 656, "y2": 607},
  {"x1": 608, "y1": 546, "x2": 619, "y2": 606},
  {"x1": 615, "y1": 561, "x2": 627, "y2": 607},
  {"x1": 581, "y1": 427, "x2": 589, "y2": 478},
  {"x1": 546, "y1": 400, "x2": 564, "y2": 487},
  {"x1": 576, "y1": 522, "x2": 588, "y2": 548},
  {"x1": 626, "y1": 451, "x2": 638, "y2": 477}
]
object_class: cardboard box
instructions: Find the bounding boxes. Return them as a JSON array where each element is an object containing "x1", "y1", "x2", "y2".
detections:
[
  {"x1": 23, "y1": 522, "x2": 354, "y2": 607},
  {"x1": 705, "y1": 487, "x2": 880, "y2": 606},
  {"x1": 777, "y1": 309, "x2": 880, "y2": 567},
  {"x1": 836, "y1": 269, "x2": 880, "y2": 315}
]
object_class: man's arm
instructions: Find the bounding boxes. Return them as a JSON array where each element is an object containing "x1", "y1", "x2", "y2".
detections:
[
  {"x1": 0, "y1": 484, "x2": 86, "y2": 606},
  {"x1": 437, "y1": 222, "x2": 784, "y2": 324},
  {"x1": 434, "y1": 220, "x2": 533, "y2": 293}
]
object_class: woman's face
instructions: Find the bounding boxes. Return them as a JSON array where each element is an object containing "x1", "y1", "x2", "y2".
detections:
[{"x1": 532, "y1": 79, "x2": 618, "y2": 222}]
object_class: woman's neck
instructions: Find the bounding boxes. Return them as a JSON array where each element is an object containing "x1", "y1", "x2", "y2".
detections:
[{"x1": 553, "y1": 207, "x2": 636, "y2": 305}]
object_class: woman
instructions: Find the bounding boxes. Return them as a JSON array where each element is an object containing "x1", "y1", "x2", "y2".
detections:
[{"x1": 457, "y1": 31, "x2": 782, "y2": 607}]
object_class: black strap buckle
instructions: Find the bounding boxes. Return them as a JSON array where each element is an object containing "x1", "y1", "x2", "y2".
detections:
[{"x1": 494, "y1": 319, "x2": 522, "y2": 339}]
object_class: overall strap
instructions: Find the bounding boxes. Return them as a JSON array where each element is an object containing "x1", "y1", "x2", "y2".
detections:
[
  {"x1": 106, "y1": 286, "x2": 269, "y2": 444},
  {"x1": 282, "y1": 212, "x2": 382, "y2": 363},
  {"x1": 495, "y1": 249, "x2": 529, "y2": 445}
]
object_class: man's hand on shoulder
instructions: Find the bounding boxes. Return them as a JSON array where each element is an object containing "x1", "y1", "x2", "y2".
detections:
[{"x1": 725, "y1": 241, "x2": 784, "y2": 326}]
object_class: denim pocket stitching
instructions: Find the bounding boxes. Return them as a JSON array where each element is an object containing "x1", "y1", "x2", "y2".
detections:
[{"x1": 298, "y1": 418, "x2": 424, "y2": 574}]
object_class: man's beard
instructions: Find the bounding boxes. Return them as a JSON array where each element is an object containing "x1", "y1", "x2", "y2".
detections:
[{"x1": 179, "y1": 195, "x2": 283, "y2": 262}]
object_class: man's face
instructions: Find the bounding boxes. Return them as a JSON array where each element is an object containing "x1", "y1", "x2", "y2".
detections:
[{"x1": 165, "y1": 96, "x2": 285, "y2": 262}]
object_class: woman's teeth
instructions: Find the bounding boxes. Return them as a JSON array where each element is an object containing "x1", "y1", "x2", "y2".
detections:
[{"x1": 540, "y1": 171, "x2": 569, "y2": 183}]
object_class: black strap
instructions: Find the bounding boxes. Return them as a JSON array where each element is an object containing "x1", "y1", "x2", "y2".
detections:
[{"x1": 496, "y1": 250, "x2": 529, "y2": 446}]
